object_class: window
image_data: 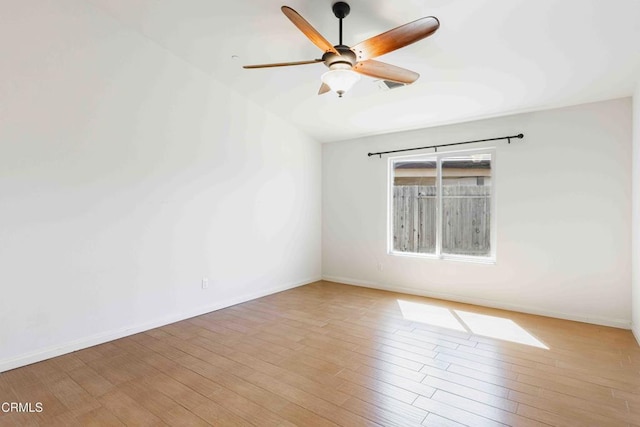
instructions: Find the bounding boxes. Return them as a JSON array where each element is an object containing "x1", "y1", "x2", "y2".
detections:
[{"x1": 389, "y1": 149, "x2": 495, "y2": 262}]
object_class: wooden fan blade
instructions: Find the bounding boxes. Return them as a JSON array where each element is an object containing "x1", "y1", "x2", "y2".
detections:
[
  {"x1": 318, "y1": 82, "x2": 331, "y2": 95},
  {"x1": 282, "y1": 6, "x2": 339, "y2": 55},
  {"x1": 243, "y1": 59, "x2": 323, "y2": 69},
  {"x1": 351, "y1": 16, "x2": 439, "y2": 61},
  {"x1": 353, "y1": 59, "x2": 419, "y2": 84}
]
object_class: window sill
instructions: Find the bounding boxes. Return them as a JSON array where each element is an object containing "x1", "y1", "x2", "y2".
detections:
[{"x1": 389, "y1": 250, "x2": 496, "y2": 265}]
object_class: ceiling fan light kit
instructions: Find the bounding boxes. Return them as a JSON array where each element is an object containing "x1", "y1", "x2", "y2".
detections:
[
  {"x1": 243, "y1": 2, "x2": 439, "y2": 98},
  {"x1": 321, "y1": 69, "x2": 360, "y2": 97}
]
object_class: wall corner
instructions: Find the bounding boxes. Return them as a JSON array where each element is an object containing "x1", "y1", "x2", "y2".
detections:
[{"x1": 632, "y1": 81, "x2": 640, "y2": 346}]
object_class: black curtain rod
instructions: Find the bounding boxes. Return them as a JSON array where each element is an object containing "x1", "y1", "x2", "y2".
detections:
[{"x1": 367, "y1": 133, "x2": 524, "y2": 158}]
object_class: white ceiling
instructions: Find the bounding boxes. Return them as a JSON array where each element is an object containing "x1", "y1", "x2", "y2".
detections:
[{"x1": 89, "y1": 0, "x2": 640, "y2": 143}]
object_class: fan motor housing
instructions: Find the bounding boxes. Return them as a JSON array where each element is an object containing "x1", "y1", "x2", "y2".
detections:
[{"x1": 322, "y1": 45, "x2": 357, "y2": 69}]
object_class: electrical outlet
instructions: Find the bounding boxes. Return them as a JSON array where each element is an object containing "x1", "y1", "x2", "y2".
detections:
[
  {"x1": 201, "y1": 278, "x2": 209, "y2": 289},
  {"x1": 377, "y1": 262, "x2": 384, "y2": 272}
]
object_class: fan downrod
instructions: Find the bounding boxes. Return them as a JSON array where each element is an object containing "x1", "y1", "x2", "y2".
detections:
[{"x1": 332, "y1": 2, "x2": 350, "y2": 19}]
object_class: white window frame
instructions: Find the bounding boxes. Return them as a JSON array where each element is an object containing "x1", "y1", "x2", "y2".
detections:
[{"x1": 387, "y1": 147, "x2": 497, "y2": 264}]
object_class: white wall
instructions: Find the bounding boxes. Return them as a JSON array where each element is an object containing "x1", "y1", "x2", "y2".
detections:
[
  {"x1": 323, "y1": 98, "x2": 632, "y2": 328},
  {"x1": 632, "y1": 83, "x2": 640, "y2": 343},
  {"x1": 0, "y1": 0, "x2": 321, "y2": 372}
]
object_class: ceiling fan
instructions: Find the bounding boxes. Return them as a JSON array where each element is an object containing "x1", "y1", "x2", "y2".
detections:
[{"x1": 243, "y1": 2, "x2": 440, "y2": 97}]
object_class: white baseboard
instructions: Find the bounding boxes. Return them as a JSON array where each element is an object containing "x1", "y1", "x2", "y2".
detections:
[
  {"x1": 0, "y1": 276, "x2": 320, "y2": 373},
  {"x1": 322, "y1": 275, "x2": 632, "y2": 330}
]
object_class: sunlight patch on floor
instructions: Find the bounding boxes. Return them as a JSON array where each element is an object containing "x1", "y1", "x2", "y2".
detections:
[
  {"x1": 455, "y1": 310, "x2": 549, "y2": 349},
  {"x1": 397, "y1": 299, "x2": 549, "y2": 349},
  {"x1": 397, "y1": 300, "x2": 467, "y2": 332}
]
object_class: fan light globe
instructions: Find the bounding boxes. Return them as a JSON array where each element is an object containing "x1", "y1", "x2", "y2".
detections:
[{"x1": 321, "y1": 69, "x2": 360, "y2": 97}]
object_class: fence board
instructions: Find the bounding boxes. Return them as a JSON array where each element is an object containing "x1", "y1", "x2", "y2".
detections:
[{"x1": 393, "y1": 185, "x2": 490, "y2": 255}]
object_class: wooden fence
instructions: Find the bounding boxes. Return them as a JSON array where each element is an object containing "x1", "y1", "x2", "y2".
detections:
[{"x1": 393, "y1": 185, "x2": 491, "y2": 256}]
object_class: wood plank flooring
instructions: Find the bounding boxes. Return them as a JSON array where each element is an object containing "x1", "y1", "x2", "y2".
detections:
[{"x1": 1, "y1": 281, "x2": 639, "y2": 426}]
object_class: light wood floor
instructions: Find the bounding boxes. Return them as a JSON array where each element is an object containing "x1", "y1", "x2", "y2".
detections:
[{"x1": 1, "y1": 281, "x2": 639, "y2": 426}]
